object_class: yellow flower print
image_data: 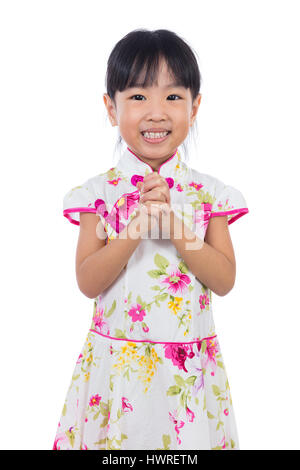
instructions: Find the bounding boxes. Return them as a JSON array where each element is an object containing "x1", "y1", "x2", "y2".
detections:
[
  {"x1": 117, "y1": 197, "x2": 125, "y2": 208},
  {"x1": 113, "y1": 342, "x2": 138, "y2": 372},
  {"x1": 113, "y1": 342, "x2": 160, "y2": 393},
  {"x1": 84, "y1": 372, "x2": 90, "y2": 382},
  {"x1": 86, "y1": 353, "x2": 93, "y2": 365},
  {"x1": 168, "y1": 297, "x2": 183, "y2": 315},
  {"x1": 137, "y1": 349, "x2": 160, "y2": 393}
]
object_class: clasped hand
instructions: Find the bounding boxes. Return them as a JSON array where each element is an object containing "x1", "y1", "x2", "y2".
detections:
[{"x1": 136, "y1": 171, "x2": 172, "y2": 238}]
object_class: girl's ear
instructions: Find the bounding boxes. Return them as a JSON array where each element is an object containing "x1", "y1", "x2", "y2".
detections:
[
  {"x1": 103, "y1": 93, "x2": 117, "y2": 126},
  {"x1": 190, "y1": 93, "x2": 202, "y2": 125}
]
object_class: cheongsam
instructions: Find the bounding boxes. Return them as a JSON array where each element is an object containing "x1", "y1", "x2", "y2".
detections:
[{"x1": 53, "y1": 146, "x2": 249, "y2": 450}]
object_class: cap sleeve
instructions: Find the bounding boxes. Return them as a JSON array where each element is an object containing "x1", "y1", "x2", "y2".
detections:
[
  {"x1": 211, "y1": 179, "x2": 249, "y2": 225},
  {"x1": 63, "y1": 179, "x2": 97, "y2": 226}
]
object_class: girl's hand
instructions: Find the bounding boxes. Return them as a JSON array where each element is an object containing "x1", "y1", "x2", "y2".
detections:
[
  {"x1": 136, "y1": 174, "x2": 172, "y2": 238},
  {"x1": 137, "y1": 172, "x2": 170, "y2": 205}
]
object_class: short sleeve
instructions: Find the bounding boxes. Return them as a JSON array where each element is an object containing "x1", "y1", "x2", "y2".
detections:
[
  {"x1": 211, "y1": 179, "x2": 249, "y2": 225},
  {"x1": 63, "y1": 179, "x2": 97, "y2": 226}
]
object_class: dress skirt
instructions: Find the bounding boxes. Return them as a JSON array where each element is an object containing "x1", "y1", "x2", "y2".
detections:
[{"x1": 53, "y1": 329, "x2": 239, "y2": 450}]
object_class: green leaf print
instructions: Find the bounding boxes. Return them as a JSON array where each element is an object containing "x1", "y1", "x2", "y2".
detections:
[
  {"x1": 180, "y1": 392, "x2": 186, "y2": 407},
  {"x1": 163, "y1": 434, "x2": 171, "y2": 450},
  {"x1": 147, "y1": 269, "x2": 165, "y2": 279},
  {"x1": 154, "y1": 253, "x2": 169, "y2": 270},
  {"x1": 230, "y1": 439, "x2": 236, "y2": 449},
  {"x1": 105, "y1": 300, "x2": 116, "y2": 318},
  {"x1": 178, "y1": 260, "x2": 189, "y2": 274},
  {"x1": 109, "y1": 374, "x2": 114, "y2": 392},
  {"x1": 114, "y1": 329, "x2": 127, "y2": 339},
  {"x1": 107, "y1": 169, "x2": 116, "y2": 180},
  {"x1": 167, "y1": 385, "x2": 181, "y2": 396},
  {"x1": 186, "y1": 375, "x2": 197, "y2": 386},
  {"x1": 217, "y1": 360, "x2": 225, "y2": 369},
  {"x1": 174, "y1": 375, "x2": 186, "y2": 387},
  {"x1": 201, "y1": 341, "x2": 207, "y2": 354},
  {"x1": 200, "y1": 191, "x2": 214, "y2": 204},
  {"x1": 207, "y1": 411, "x2": 215, "y2": 419},
  {"x1": 66, "y1": 428, "x2": 75, "y2": 448},
  {"x1": 212, "y1": 385, "x2": 221, "y2": 397},
  {"x1": 157, "y1": 293, "x2": 169, "y2": 302},
  {"x1": 100, "y1": 402, "x2": 109, "y2": 416},
  {"x1": 93, "y1": 410, "x2": 101, "y2": 421},
  {"x1": 94, "y1": 438, "x2": 107, "y2": 447},
  {"x1": 62, "y1": 403, "x2": 67, "y2": 416},
  {"x1": 100, "y1": 416, "x2": 109, "y2": 428}
]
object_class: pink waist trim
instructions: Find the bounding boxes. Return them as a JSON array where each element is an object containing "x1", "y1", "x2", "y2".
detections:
[{"x1": 89, "y1": 329, "x2": 217, "y2": 345}]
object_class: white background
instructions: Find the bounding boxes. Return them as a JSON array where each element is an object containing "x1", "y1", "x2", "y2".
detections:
[{"x1": 0, "y1": 0, "x2": 299, "y2": 450}]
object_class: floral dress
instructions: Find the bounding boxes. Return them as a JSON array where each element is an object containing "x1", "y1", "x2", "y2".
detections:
[{"x1": 53, "y1": 146, "x2": 249, "y2": 450}]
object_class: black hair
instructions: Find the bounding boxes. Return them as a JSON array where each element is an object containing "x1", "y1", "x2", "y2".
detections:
[{"x1": 105, "y1": 28, "x2": 202, "y2": 162}]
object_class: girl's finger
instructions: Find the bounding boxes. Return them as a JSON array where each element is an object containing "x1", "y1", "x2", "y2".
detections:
[
  {"x1": 142, "y1": 175, "x2": 169, "y2": 194},
  {"x1": 140, "y1": 187, "x2": 168, "y2": 203}
]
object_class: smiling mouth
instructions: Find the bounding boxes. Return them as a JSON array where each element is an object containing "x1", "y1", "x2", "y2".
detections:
[{"x1": 141, "y1": 131, "x2": 171, "y2": 139}]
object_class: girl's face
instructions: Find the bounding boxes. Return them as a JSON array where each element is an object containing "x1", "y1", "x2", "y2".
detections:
[{"x1": 103, "y1": 58, "x2": 201, "y2": 170}]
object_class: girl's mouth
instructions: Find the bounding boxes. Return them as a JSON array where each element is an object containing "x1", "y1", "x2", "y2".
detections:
[{"x1": 141, "y1": 131, "x2": 171, "y2": 144}]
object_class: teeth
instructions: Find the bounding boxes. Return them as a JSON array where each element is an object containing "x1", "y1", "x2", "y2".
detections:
[{"x1": 142, "y1": 131, "x2": 169, "y2": 139}]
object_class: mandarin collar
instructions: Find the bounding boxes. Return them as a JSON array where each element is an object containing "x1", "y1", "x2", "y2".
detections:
[{"x1": 116, "y1": 146, "x2": 181, "y2": 182}]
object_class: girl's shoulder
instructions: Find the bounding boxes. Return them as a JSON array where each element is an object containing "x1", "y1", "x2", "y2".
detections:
[
  {"x1": 186, "y1": 164, "x2": 229, "y2": 195},
  {"x1": 186, "y1": 164, "x2": 249, "y2": 225},
  {"x1": 62, "y1": 168, "x2": 115, "y2": 226}
]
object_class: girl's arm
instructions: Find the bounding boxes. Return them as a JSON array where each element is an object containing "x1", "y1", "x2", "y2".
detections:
[
  {"x1": 169, "y1": 210, "x2": 236, "y2": 296},
  {"x1": 75, "y1": 210, "x2": 150, "y2": 299}
]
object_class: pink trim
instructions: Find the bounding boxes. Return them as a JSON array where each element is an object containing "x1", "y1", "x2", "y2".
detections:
[
  {"x1": 210, "y1": 208, "x2": 249, "y2": 225},
  {"x1": 63, "y1": 207, "x2": 97, "y2": 226},
  {"x1": 127, "y1": 147, "x2": 178, "y2": 175},
  {"x1": 89, "y1": 328, "x2": 217, "y2": 345}
]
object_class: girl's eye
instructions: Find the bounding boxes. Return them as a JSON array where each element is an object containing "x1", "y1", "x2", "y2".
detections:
[
  {"x1": 167, "y1": 94, "x2": 181, "y2": 100},
  {"x1": 130, "y1": 94, "x2": 181, "y2": 100},
  {"x1": 130, "y1": 95, "x2": 145, "y2": 100}
]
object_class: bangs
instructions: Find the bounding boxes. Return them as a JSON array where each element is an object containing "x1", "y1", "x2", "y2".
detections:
[
  {"x1": 106, "y1": 29, "x2": 201, "y2": 101},
  {"x1": 123, "y1": 53, "x2": 185, "y2": 91}
]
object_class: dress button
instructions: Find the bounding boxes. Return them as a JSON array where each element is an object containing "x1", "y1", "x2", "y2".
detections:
[
  {"x1": 131, "y1": 174, "x2": 144, "y2": 186},
  {"x1": 166, "y1": 177, "x2": 174, "y2": 189}
]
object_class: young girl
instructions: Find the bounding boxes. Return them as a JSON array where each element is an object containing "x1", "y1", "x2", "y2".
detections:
[{"x1": 53, "y1": 29, "x2": 249, "y2": 451}]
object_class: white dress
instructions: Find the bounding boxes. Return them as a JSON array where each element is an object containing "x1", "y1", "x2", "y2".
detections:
[{"x1": 53, "y1": 146, "x2": 249, "y2": 450}]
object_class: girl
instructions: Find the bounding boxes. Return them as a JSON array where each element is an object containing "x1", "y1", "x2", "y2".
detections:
[{"x1": 53, "y1": 29, "x2": 249, "y2": 451}]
